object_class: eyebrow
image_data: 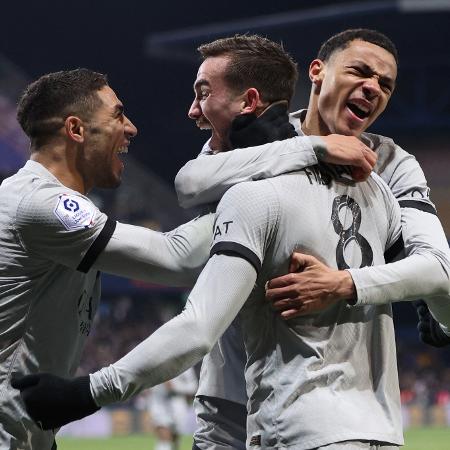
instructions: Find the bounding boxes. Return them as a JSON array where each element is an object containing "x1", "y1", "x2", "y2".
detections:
[
  {"x1": 114, "y1": 104, "x2": 124, "y2": 115},
  {"x1": 351, "y1": 61, "x2": 396, "y2": 88},
  {"x1": 193, "y1": 79, "x2": 210, "y2": 91}
]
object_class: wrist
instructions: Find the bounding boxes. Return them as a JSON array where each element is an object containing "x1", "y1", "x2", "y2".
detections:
[
  {"x1": 338, "y1": 270, "x2": 357, "y2": 305},
  {"x1": 310, "y1": 136, "x2": 328, "y2": 161}
]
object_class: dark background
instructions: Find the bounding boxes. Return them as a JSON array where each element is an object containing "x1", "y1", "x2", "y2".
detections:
[
  {"x1": 2, "y1": 1, "x2": 450, "y2": 429},
  {"x1": 1, "y1": 0, "x2": 449, "y2": 184}
]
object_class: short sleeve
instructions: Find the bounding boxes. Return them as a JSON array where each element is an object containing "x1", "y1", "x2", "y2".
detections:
[
  {"x1": 210, "y1": 181, "x2": 280, "y2": 274},
  {"x1": 16, "y1": 186, "x2": 112, "y2": 271}
]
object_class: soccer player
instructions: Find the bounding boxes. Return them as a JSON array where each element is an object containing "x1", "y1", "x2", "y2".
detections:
[
  {"x1": 148, "y1": 368, "x2": 198, "y2": 450},
  {"x1": 172, "y1": 28, "x2": 450, "y2": 449},
  {"x1": 0, "y1": 68, "x2": 214, "y2": 450},
  {"x1": 1, "y1": 65, "x2": 372, "y2": 450},
  {"x1": 13, "y1": 33, "x2": 449, "y2": 450}
]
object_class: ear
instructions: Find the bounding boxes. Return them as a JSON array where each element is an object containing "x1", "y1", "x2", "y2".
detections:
[
  {"x1": 309, "y1": 59, "x2": 325, "y2": 88},
  {"x1": 239, "y1": 88, "x2": 262, "y2": 114},
  {"x1": 64, "y1": 116, "x2": 85, "y2": 143}
]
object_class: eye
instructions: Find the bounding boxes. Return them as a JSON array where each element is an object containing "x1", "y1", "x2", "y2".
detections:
[
  {"x1": 380, "y1": 82, "x2": 393, "y2": 95},
  {"x1": 197, "y1": 89, "x2": 210, "y2": 101},
  {"x1": 348, "y1": 66, "x2": 364, "y2": 76}
]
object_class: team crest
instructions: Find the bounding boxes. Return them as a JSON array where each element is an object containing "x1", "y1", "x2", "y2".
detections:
[{"x1": 54, "y1": 194, "x2": 96, "y2": 230}]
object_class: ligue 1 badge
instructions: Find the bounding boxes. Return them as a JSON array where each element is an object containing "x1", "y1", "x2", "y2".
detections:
[{"x1": 54, "y1": 194, "x2": 96, "y2": 230}]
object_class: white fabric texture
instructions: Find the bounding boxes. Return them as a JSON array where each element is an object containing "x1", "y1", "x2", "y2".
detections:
[
  {"x1": 175, "y1": 135, "x2": 318, "y2": 208},
  {"x1": 92, "y1": 166, "x2": 405, "y2": 449},
  {"x1": 90, "y1": 254, "x2": 257, "y2": 404},
  {"x1": 94, "y1": 213, "x2": 214, "y2": 287},
  {"x1": 0, "y1": 160, "x2": 106, "y2": 450}
]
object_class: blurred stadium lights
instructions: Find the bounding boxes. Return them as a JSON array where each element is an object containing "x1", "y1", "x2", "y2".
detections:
[
  {"x1": 144, "y1": 0, "x2": 450, "y2": 133},
  {"x1": 145, "y1": 1, "x2": 397, "y2": 61},
  {"x1": 145, "y1": 0, "x2": 450, "y2": 61},
  {"x1": 0, "y1": 55, "x2": 29, "y2": 173},
  {"x1": 399, "y1": 0, "x2": 450, "y2": 11}
]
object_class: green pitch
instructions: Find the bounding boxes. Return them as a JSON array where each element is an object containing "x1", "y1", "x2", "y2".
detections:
[{"x1": 57, "y1": 428, "x2": 450, "y2": 449}]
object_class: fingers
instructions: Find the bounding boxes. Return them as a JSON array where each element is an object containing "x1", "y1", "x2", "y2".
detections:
[
  {"x1": 280, "y1": 308, "x2": 306, "y2": 320},
  {"x1": 266, "y1": 273, "x2": 300, "y2": 290},
  {"x1": 320, "y1": 135, "x2": 377, "y2": 180},
  {"x1": 351, "y1": 163, "x2": 371, "y2": 182},
  {"x1": 271, "y1": 297, "x2": 301, "y2": 311},
  {"x1": 289, "y1": 252, "x2": 320, "y2": 273},
  {"x1": 275, "y1": 298, "x2": 321, "y2": 319},
  {"x1": 351, "y1": 168, "x2": 369, "y2": 182},
  {"x1": 362, "y1": 145, "x2": 377, "y2": 167},
  {"x1": 11, "y1": 374, "x2": 41, "y2": 390},
  {"x1": 351, "y1": 146, "x2": 376, "y2": 181}
]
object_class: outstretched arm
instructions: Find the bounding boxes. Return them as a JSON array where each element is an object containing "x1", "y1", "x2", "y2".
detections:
[
  {"x1": 93, "y1": 213, "x2": 214, "y2": 287},
  {"x1": 12, "y1": 253, "x2": 257, "y2": 429},
  {"x1": 175, "y1": 134, "x2": 376, "y2": 208}
]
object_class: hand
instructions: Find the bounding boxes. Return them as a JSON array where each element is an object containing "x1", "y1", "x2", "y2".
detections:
[
  {"x1": 318, "y1": 135, "x2": 377, "y2": 182},
  {"x1": 266, "y1": 252, "x2": 356, "y2": 319},
  {"x1": 11, "y1": 373, "x2": 99, "y2": 429},
  {"x1": 414, "y1": 300, "x2": 450, "y2": 348},
  {"x1": 229, "y1": 101, "x2": 297, "y2": 149}
]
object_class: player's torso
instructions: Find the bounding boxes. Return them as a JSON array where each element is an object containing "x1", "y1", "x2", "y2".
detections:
[
  {"x1": 0, "y1": 168, "x2": 101, "y2": 450},
  {"x1": 239, "y1": 169, "x2": 402, "y2": 449}
]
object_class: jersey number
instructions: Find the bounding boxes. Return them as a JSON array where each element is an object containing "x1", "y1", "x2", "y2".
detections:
[{"x1": 331, "y1": 195, "x2": 373, "y2": 269}]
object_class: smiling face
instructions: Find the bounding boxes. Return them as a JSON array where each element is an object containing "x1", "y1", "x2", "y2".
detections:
[
  {"x1": 188, "y1": 56, "x2": 244, "y2": 152},
  {"x1": 308, "y1": 39, "x2": 397, "y2": 137},
  {"x1": 80, "y1": 85, "x2": 137, "y2": 190}
]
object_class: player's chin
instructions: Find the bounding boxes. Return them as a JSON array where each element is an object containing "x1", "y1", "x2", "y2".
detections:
[{"x1": 98, "y1": 171, "x2": 122, "y2": 189}]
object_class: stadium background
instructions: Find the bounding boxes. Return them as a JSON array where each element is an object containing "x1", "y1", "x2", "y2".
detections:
[{"x1": 1, "y1": 0, "x2": 449, "y2": 448}]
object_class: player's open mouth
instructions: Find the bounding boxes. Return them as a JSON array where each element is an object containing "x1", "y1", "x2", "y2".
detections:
[
  {"x1": 346, "y1": 101, "x2": 371, "y2": 120},
  {"x1": 116, "y1": 146, "x2": 129, "y2": 160},
  {"x1": 196, "y1": 116, "x2": 212, "y2": 130}
]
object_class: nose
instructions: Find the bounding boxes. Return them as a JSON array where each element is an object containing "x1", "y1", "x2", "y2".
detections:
[
  {"x1": 124, "y1": 115, "x2": 138, "y2": 137},
  {"x1": 188, "y1": 99, "x2": 201, "y2": 120},
  {"x1": 362, "y1": 77, "x2": 381, "y2": 100}
]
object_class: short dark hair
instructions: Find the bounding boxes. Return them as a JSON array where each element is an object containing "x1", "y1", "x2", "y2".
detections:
[
  {"x1": 198, "y1": 34, "x2": 298, "y2": 105},
  {"x1": 17, "y1": 68, "x2": 108, "y2": 147},
  {"x1": 317, "y1": 28, "x2": 398, "y2": 65}
]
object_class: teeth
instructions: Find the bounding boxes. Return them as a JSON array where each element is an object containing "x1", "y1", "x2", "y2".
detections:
[
  {"x1": 349, "y1": 101, "x2": 369, "y2": 113},
  {"x1": 117, "y1": 146, "x2": 128, "y2": 154}
]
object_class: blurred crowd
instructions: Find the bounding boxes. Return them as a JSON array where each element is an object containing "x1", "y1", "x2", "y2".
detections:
[{"x1": 78, "y1": 292, "x2": 450, "y2": 414}]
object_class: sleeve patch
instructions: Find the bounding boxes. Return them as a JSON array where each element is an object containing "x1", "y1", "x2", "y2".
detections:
[{"x1": 53, "y1": 194, "x2": 96, "y2": 230}]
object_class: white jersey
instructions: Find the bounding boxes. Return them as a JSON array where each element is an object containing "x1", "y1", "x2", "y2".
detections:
[
  {"x1": 90, "y1": 166, "x2": 404, "y2": 449},
  {"x1": 175, "y1": 110, "x2": 450, "y2": 411},
  {"x1": 212, "y1": 169, "x2": 403, "y2": 449},
  {"x1": 0, "y1": 160, "x2": 110, "y2": 450},
  {"x1": 0, "y1": 160, "x2": 214, "y2": 450}
]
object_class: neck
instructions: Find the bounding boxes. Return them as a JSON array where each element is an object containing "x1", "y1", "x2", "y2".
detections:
[
  {"x1": 209, "y1": 133, "x2": 232, "y2": 153},
  {"x1": 30, "y1": 142, "x2": 88, "y2": 194},
  {"x1": 301, "y1": 93, "x2": 330, "y2": 137}
]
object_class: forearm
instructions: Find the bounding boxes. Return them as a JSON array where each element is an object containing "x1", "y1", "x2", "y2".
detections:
[
  {"x1": 348, "y1": 252, "x2": 449, "y2": 305},
  {"x1": 175, "y1": 136, "x2": 318, "y2": 208},
  {"x1": 93, "y1": 214, "x2": 214, "y2": 286},
  {"x1": 89, "y1": 254, "x2": 256, "y2": 406},
  {"x1": 349, "y1": 209, "x2": 450, "y2": 305}
]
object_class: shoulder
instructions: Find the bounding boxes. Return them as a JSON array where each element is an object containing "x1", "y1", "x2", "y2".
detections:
[
  {"x1": 219, "y1": 179, "x2": 280, "y2": 209},
  {"x1": 216, "y1": 179, "x2": 281, "y2": 232},
  {"x1": 18, "y1": 183, "x2": 99, "y2": 231}
]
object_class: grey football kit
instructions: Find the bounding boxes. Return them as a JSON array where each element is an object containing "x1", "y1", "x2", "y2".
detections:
[
  {"x1": 173, "y1": 110, "x2": 450, "y2": 449},
  {"x1": 89, "y1": 164, "x2": 406, "y2": 449},
  {"x1": 0, "y1": 160, "x2": 213, "y2": 450}
]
